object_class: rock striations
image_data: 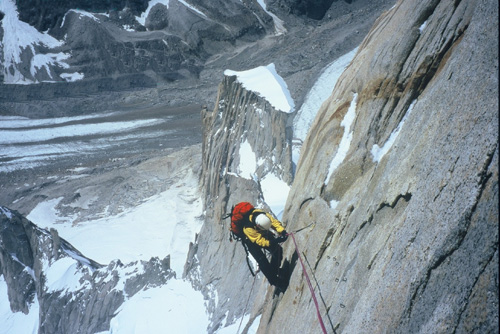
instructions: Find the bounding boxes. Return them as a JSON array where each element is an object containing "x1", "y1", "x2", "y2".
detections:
[
  {"x1": 184, "y1": 72, "x2": 294, "y2": 332},
  {"x1": 195, "y1": 0, "x2": 498, "y2": 333}
]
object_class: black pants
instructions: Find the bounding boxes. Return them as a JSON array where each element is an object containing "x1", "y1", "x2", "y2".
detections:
[{"x1": 244, "y1": 240, "x2": 285, "y2": 287}]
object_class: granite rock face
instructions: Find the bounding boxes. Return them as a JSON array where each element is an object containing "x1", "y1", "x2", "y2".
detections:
[
  {"x1": 184, "y1": 74, "x2": 294, "y2": 332},
  {"x1": 0, "y1": 207, "x2": 175, "y2": 334},
  {"x1": 194, "y1": 0, "x2": 498, "y2": 333},
  {"x1": 263, "y1": 0, "x2": 499, "y2": 333}
]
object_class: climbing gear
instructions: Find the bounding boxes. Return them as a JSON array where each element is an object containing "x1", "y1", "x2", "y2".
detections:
[
  {"x1": 237, "y1": 274, "x2": 257, "y2": 334},
  {"x1": 227, "y1": 202, "x2": 255, "y2": 240},
  {"x1": 290, "y1": 232, "x2": 328, "y2": 334},
  {"x1": 302, "y1": 252, "x2": 337, "y2": 333},
  {"x1": 273, "y1": 235, "x2": 288, "y2": 244},
  {"x1": 287, "y1": 222, "x2": 315, "y2": 236},
  {"x1": 255, "y1": 214, "x2": 272, "y2": 230}
]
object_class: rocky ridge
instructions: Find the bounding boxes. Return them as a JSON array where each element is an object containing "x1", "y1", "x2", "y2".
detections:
[
  {"x1": 184, "y1": 72, "x2": 294, "y2": 332},
  {"x1": 192, "y1": 0, "x2": 498, "y2": 333},
  {"x1": 0, "y1": 206, "x2": 174, "y2": 334}
]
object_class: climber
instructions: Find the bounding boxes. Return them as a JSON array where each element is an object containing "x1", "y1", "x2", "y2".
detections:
[{"x1": 226, "y1": 202, "x2": 289, "y2": 290}]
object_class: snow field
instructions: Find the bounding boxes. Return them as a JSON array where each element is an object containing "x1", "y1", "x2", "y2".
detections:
[
  {"x1": 28, "y1": 169, "x2": 202, "y2": 275},
  {"x1": 23, "y1": 167, "x2": 208, "y2": 333},
  {"x1": 0, "y1": 277, "x2": 39, "y2": 334},
  {"x1": 103, "y1": 279, "x2": 209, "y2": 334}
]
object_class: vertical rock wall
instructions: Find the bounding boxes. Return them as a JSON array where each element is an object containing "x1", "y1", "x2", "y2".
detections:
[
  {"x1": 187, "y1": 74, "x2": 294, "y2": 332},
  {"x1": 259, "y1": 0, "x2": 498, "y2": 333}
]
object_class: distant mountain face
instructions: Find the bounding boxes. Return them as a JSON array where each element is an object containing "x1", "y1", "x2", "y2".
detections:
[
  {"x1": 0, "y1": 0, "x2": 273, "y2": 87},
  {"x1": 269, "y1": 0, "x2": 337, "y2": 19},
  {"x1": 0, "y1": 0, "x2": 395, "y2": 114},
  {"x1": 15, "y1": 0, "x2": 149, "y2": 32}
]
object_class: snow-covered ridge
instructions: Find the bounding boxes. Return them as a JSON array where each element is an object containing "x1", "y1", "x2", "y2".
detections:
[
  {"x1": 224, "y1": 63, "x2": 295, "y2": 113},
  {"x1": 0, "y1": 0, "x2": 82, "y2": 84}
]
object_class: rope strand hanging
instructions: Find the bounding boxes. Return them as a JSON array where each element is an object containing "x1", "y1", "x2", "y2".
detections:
[{"x1": 290, "y1": 232, "x2": 328, "y2": 334}]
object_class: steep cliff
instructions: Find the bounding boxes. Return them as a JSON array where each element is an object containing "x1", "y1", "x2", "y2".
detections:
[
  {"x1": 185, "y1": 67, "x2": 294, "y2": 332},
  {"x1": 196, "y1": 0, "x2": 498, "y2": 333}
]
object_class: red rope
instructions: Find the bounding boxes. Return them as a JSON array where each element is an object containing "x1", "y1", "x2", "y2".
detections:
[{"x1": 290, "y1": 232, "x2": 328, "y2": 334}]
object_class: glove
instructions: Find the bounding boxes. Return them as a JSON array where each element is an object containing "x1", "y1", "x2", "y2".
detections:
[
  {"x1": 269, "y1": 238, "x2": 279, "y2": 246},
  {"x1": 281, "y1": 230, "x2": 288, "y2": 238},
  {"x1": 276, "y1": 235, "x2": 288, "y2": 243}
]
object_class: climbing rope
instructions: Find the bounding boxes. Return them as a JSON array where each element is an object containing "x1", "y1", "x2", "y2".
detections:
[
  {"x1": 237, "y1": 274, "x2": 257, "y2": 334},
  {"x1": 290, "y1": 232, "x2": 328, "y2": 334}
]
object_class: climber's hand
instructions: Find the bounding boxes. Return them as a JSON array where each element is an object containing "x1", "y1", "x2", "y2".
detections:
[{"x1": 276, "y1": 235, "x2": 287, "y2": 243}]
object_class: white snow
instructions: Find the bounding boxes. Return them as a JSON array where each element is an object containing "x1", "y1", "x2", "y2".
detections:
[
  {"x1": 178, "y1": 0, "x2": 208, "y2": 18},
  {"x1": 324, "y1": 93, "x2": 358, "y2": 186},
  {"x1": 293, "y1": 48, "x2": 358, "y2": 164},
  {"x1": 225, "y1": 64, "x2": 295, "y2": 113},
  {"x1": 0, "y1": 113, "x2": 114, "y2": 128},
  {"x1": 256, "y1": 0, "x2": 286, "y2": 35},
  {"x1": 371, "y1": 100, "x2": 416, "y2": 163},
  {"x1": 69, "y1": 9, "x2": 101, "y2": 22},
  {"x1": 0, "y1": 277, "x2": 39, "y2": 334},
  {"x1": 17, "y1": 163, "x2": 206, "y2": 333},
  {"x1": 0, "y1": 119, "x2": 164, "y2": 145},
  {"x1": 0, "y1": 207, "x2": 13, "y2": 219},
  {"x1": 0, "y1": 0, "x2": 80, "y2": 84},
  {"x1": 216, "y1": 314, "x2": 261, "y2": 334},
  {"x1": 105, "y1": 279, "x2": 209, "y2": 334},
  {"x1": 238, "y1": 139, "x2": 257, "y2": 179},
  {"x1": 234, "y1": 140, "x2": 290, "y2": 218},
  {"x1": 44, "y1": 257, "x2": 84, "y2": 293},
  {"x1": 419, "y1": 20, "x2": 428, "y2": 33},
  {"x1": 136, "y1": 0, "x2": 170, "y2": 26},
  {"x1": 136, "y1": 0, "x2": 206, "y2": 27},
  {"x1": 260, "y1": 173, "x2": 290, "y2": 220},
  {"x1": 60, "y1": 72, "x2": 85, "y2": 82},
  {"x1": 27, "y1": 169, "x2": 202, "y2": 276}
]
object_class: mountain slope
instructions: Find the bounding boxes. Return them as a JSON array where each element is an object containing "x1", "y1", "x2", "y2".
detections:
[{"x1": 195, "y1": 0, "x2": 498, "y2": 333}]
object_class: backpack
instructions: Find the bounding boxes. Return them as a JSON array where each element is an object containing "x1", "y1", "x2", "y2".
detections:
[{"x1": 228, "y1": 202, "x2": 255, "y2": 239}]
